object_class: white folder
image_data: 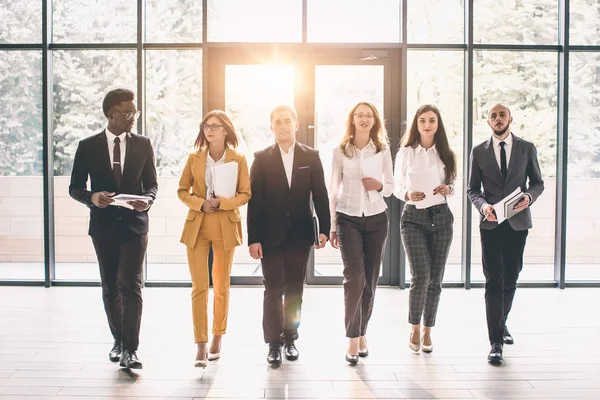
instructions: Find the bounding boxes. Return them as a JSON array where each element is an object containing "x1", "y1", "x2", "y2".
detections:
[{"x1": 212, "y1": 161, "x2": 238, "y2": 199}]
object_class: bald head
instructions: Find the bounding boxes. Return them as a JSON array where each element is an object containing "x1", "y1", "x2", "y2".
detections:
[{"x1": 487, "y1": 103, "x2": 513, "y2": 138}]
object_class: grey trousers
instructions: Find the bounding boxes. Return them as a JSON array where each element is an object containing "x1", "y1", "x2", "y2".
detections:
[
  {"x1": 401, "y1": 203, "x2": 453, "y2": 327},
  {"x1": 337, "y1": 211, "x2": 388, "y2": 338}
]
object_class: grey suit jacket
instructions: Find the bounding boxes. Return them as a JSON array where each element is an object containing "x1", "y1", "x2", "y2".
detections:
[{"x1": 467, "y1": 134, "x2": 544, "y2": 231}]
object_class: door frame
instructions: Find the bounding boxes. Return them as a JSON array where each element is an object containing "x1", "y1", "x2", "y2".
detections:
[{"x1": 206, "y1": 45, "x2": 402, "y2": 286}]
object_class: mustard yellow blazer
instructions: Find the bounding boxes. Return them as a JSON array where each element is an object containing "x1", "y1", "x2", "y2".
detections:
[{"x1": 177, "y1": 147, "x2": 251, "y2": 250}]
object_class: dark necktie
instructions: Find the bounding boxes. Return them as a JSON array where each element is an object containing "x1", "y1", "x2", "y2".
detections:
[
  {"x1": 113, "y1": 136, "x2": 122, "y2": 190},
  {"x1": 499, "y1": 141, "x2": 507, "y2": 179}
]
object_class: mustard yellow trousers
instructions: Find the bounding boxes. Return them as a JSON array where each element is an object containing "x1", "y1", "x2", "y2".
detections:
[{"x1": 186, "y1": 212, "x2": 235, "y2": 343}]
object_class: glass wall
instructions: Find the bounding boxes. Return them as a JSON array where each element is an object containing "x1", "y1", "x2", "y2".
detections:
[{"x1": 2, "y1": 0, "x2": 599, "y2": 286}]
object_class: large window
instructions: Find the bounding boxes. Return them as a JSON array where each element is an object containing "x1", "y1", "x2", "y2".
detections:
[
  {"x1": 52, "y1": 50, "x2": 137, "y2": 281},
  {"x1": 0, "y1": 51, "x2": 44, "y2": 280},
  {"x1": 407, "y1": 0, "x2": 463, "y2": 44},
  {"x1": 307, "y1": 0, "x2": 400, "y2": 43},
  {"x1": 473, "y1": 0, "x2": 558, "y2": 44},
  {"x1": 566, "y1": 52, "x2": 600, "y2": 281},
  {"x1": 0, "y1": 2, "x2": 41, "y2": 43},
  {"x1": 407, "y1": 50, "x2": 464, "y2": 282},
  {"x1": 145, "y1": 50, "x2": 203, "y2": 282},
  {"x1": 471, "y1": 51, "x2": 557, "y2": 282},
  {"x1": 52, "y1": 0, "x2": 137, "y2": 43}
]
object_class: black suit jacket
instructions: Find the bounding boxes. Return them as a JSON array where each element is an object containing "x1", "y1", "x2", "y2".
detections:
[
  {"x1": 467, "y1": 134, "x2": 544, "y2": 231},
  {"x1": 69, "y1": 130, "x2": 158, "y2": 237},
  {"x1": 247, "y1": 142, "x2": 331, "y2": 249}
]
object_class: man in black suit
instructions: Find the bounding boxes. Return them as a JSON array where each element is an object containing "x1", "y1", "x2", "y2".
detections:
[
  {"x1": 467, "y1": 103, "x2": 544, "y2": 363},
  {"x1": 69, "y1": 88, "x2": 158, "y2": 369},
  {"x1": 247, "y1": 105, "x2": 330, "y2": 365}
]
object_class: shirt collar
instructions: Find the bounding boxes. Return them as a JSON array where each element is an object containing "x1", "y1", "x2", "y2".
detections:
[
  {"x1": 415, "y1": 143, "x2": 437, "y2": 155},
  {"x1": 279, "y1": 141, "x2": 296, "y2": 156},
  {"x1": 208, "y1": 150, "x2": 226, "y2": 163},
  {"x1": 106, "y1": 128, "x2": 126, "y2": 143},
  {"x1": 492, "y1": 132, "x2": 513, "y2": 147}
]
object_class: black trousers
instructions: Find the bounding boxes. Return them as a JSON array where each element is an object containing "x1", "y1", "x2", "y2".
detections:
[
  {"x1": 91, "y1": 230, "x2": 148, "y2": 351},
  {"x1": 261, "y1": 238, "x2": 311, "y2": 345},
  {"x1": 480, "y1": 221, "x2": 528, "y2": 344},
  {"x1": 337, "y1": 211, "x2": 388, "y2": 338}
]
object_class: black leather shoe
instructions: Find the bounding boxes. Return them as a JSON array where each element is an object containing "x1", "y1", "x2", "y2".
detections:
[
  {"x1": 284, "y1": 341, "x2": 299, "y2": 361},
  {"x1": 487, "y1": 342, "x2": 503, "y2": 363},
  {"x1": 267, "y1": 344, "x2": 282, "y2": 365},
  {"x1": 119, "y1": 349, "x2": 143, "y2": 369},
  {"x1": 503, "y1": 326, "x2": 514, "y2": 345},
  {"x1": 109, "y1": 340, "x2": 122, "y2": 362}
]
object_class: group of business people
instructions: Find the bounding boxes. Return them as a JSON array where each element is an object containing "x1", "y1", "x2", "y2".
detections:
[{"x1": 68, "y1": 88, "x2": 543, "y2": 370}]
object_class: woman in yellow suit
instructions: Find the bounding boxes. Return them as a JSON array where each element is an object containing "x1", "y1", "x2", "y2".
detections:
[{"x1": 177, "y1": 110, "x2": 251, "y2": 367}]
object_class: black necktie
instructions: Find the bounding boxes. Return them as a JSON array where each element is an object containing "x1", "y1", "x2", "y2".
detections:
[
  {"x1": 113, "y1": 136, "x2": 121, "y2": 190},
  {"x1": 499, "y1": 141, "x2": 507, "y2": 179}
]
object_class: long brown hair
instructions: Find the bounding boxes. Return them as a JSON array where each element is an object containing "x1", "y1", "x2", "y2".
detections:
[
  {"x1": 339, "y1": 102, "x2": 389, "y2": 158},
  {"x1": 401, "y1": 104, "x2": 456, "y2": 184},
  {"x1": 194, "y1": 110, "x2": 240, "y2": 150}
]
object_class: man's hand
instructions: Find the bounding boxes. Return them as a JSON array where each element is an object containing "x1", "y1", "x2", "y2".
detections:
[
  {"x1": 513, "y1": 195, "x2": 530, "y2": 213},
  {"x1": 201, "y1": 200, "x2": 217, "y2": 213},
  {"x1": 361, "y1": 177, "x2": 383, "y2": 191},
  {"x1": 127, "y1": 200, "x2": 149, "y2": 212},
  {"x1": 249, "y1": 243, "x2": 263, "y2": 259},
  {"x1": 314, "y1": 233, "x2": 328, "y2": 249},
  {"x1": 330, "y1": 232, "x2": 339, "y2": 249},
  {"x1": 406, "y1": 191, "x2": 426, "y2": 202},
  {"x1": 91, "y1": 191, "x2": 115, "y2": 208},
  {"x1": 482, "y1": 204, "x2": 498, "y2": 222}
]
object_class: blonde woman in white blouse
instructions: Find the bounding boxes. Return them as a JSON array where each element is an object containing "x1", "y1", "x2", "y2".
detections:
[
  {"x1": 393, "y1": 104, "x2": 456, "y2": 354},
  {"x1": 329, "y1": 102, "x2": 394, "y2": 364}
]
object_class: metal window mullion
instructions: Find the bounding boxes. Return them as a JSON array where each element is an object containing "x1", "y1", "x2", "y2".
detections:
[{"x1": 461, "y1": 0, "x2": 474, "y2": 290}]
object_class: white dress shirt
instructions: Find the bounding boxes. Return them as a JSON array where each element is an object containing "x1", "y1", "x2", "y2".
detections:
[
  {"x1": 329, "y1": 142, "x2": 394, "y2": 232},
  {"x1": 205, "y1": 150, "x2": 226, "y2": 198},
  {"x1": 279, "y1": 142, "x2": 296, "y2": 188},
  {"x1": 105, "y1": 128, "x2": 126, "y2": 173},
  {"x1": 492, "y1": 133, "x2": 513, "y2": 169},
  {"x1": 393, "y1": 144, "x2": 455, "y2": 206}
]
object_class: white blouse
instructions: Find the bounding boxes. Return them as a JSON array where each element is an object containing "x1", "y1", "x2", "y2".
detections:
[
  {"x1": 205, "y1": 151, "x2": 226, "y2": 198},
  {"x1": 393, "y1": 144, "x2": 455, "y2": 206},
  {"x1": 329, "y1": 141, "x2": 394, "y2": 232}
]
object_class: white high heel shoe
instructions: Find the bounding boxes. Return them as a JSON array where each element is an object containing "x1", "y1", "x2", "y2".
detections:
[{"x1": 409, "y1": 332, "x2": 420, "y2": 352}]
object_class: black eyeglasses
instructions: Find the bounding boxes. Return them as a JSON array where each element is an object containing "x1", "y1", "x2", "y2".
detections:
[
  {"x1": 113, "y1": 110, "x2": 140, "y2": 121},
  {"x1": 203, "y1": 123, "x2": 225, "y2": 131}
]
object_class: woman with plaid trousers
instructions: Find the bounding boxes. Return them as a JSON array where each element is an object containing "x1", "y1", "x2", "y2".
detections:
[{"x1": 394, "y1": 104, "x2": 456, "y2": 353}]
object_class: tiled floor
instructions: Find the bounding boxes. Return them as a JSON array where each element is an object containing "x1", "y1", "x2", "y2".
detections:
[{"x1": 0, "y1": 286, "x2": 599, "y2": 399}]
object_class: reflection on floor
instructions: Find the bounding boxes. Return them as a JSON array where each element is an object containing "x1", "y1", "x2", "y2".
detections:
[{"x1": 1, "y1": 287, "x2": 600, "y2": 399}]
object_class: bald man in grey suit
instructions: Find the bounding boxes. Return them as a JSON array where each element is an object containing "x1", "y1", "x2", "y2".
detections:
[{"x1": 467, "y1": 104, "x2": 544, "y2": 363}]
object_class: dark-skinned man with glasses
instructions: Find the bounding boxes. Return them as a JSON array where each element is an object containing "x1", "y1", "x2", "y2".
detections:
[{"x1": 69, "y1": 88, "x2": 158, "y2": 369}]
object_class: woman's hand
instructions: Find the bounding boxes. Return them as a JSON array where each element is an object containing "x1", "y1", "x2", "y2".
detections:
[
  {"x1": 201, "y1": 200, "x2": 217, "y2": 213},
  {"x1": 433, "y1": 184, "x2": 451, "y2": 196},
  {"x1": 406, "y1": 191, "x2": 426, "y2": 201},
  {"x1": 361, "y1": 177, "x2": 383, "y2": 191}
]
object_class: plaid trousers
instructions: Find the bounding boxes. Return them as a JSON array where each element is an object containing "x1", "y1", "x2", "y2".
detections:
[{"x1": 401, "y1": 203, "x2": 453, "y2": 327}]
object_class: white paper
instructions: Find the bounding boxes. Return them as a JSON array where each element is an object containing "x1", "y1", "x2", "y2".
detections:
[
  {"x1": 492, "y1": 187, "x2": 523, "y2": 224},
  {"x1": 212, "y1": 161, "x2": 238, "y2": 199},
  {"x1": 407, "y1": 166, "x2": 444, "y2": 209},
  {"x1": 361, "y1": 152, "x2": 383, "y2": 203},
  {"x1": 109, "y1": 194, "x2": 152, "y2": 210}
]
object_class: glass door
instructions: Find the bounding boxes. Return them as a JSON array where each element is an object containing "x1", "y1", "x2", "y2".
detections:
[{"x1": 207, "y1": 48, "x2": 395, "y2": 285}]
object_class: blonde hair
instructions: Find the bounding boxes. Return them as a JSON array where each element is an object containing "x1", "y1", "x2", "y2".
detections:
[{"x1": 339, "y1": 102, "x2": 388, "y2": 158}]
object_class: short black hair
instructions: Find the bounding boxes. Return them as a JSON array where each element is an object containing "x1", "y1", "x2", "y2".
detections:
[{"x1": 102, "y1": 88, "x2": 135, "y2": 118}]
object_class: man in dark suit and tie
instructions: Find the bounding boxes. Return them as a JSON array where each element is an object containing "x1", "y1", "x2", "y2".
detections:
[
  {"x1": 467, "y1": 103, "x2": 544, "y2": 363},
  {"x1": 247, "y1": 105, "x2": 330, "y2": 365},
  {"x1": 69, "y1": 88, "x2": 158, "y2": 369}
]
